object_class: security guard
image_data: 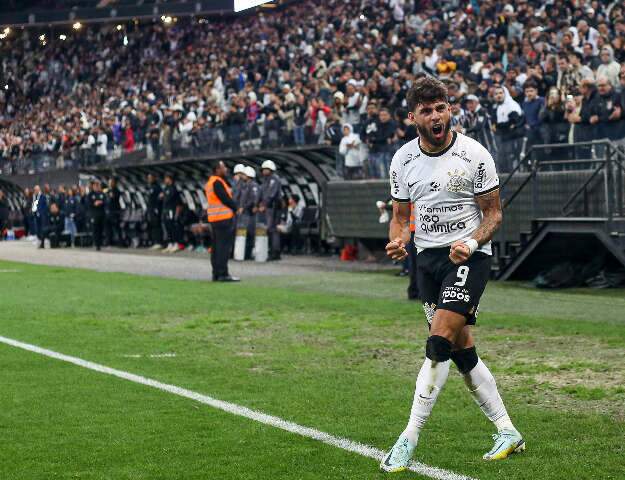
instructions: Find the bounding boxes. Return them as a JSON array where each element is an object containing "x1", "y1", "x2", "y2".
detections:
[
  {"x1": 241, "y1": 165, "x2": 260, "y2": 260},
  {"x1": 205, "y1": 160, "x2": 239, "y2": 282},
  {"x1": 258, "y1": 160, "x2": 282, "y2": 261},
  {"x1": 146, "y1": 173, "x2": 163, "y2": 249},
  {"x1": 87, "y1": 180, "x2": 106, "y2": 251}
]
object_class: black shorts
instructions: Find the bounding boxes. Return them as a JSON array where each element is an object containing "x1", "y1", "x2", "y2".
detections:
[{"x1": 417, "y1": 247, "x2": 491, "y2": 326}]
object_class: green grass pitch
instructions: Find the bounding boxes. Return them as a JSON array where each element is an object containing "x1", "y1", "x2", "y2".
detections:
[{"x1": 0, "y1": 260, "x2": 623, "y2": 479}]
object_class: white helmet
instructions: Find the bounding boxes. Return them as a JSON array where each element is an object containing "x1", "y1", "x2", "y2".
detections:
[
  {"x1": 261, "y1": 160, "x2": 277, "y2": 171},
  {"x1": 244, "y1": 166, "x2": 256, "y2": 178},
  {"x1": 233, "y1": 164, "x2": 245, "y2": 174}
]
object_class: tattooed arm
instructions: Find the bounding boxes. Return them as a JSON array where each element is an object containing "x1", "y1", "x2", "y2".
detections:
[
  {"x1": 472, "y1": 188, "x2": 503, "y2": 246},
  {"x1": 449, "y1": 189, "x2": 502, "y2": 264}
]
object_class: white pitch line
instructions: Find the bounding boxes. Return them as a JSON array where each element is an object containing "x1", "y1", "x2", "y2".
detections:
[{"x1": 0, "y1": 335, "x2": 477, "y2": 480}]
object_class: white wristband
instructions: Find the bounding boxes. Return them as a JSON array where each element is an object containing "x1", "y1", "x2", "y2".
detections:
[{"x1": 465, "y1": 239, "x2": 479, "y2": 255}]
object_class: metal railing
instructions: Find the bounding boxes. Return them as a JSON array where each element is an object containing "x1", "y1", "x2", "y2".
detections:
[{"x1": 500, "y1": 138, "x2": 625, "y2": 225}]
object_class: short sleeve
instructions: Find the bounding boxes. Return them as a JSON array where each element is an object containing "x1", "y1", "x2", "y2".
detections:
[
  {"x1": 474, "y1": 149, "x2": 500, "y2": 196},
  {"x1": 389, "y1": 150, "x2": 410, "y2": 202}
]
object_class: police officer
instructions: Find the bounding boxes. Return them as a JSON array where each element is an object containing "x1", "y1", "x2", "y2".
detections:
[
  {"x1": 231, "y1": 164, "x2": 246, "y2": 208},
  {"x1": 205, "y1": 161, "x2": 239, "y2": 282},
  {"x1": 241, "y1": 166, "x2": 260, "y2": 260},
  {"x1": 87, "y1": 180, "x2": 106, "y2": 251},
  {"x1": 161, "y1": 173, "x2": 181, "y2": 252},
  {"x1": 258, "y1": 160, "x2": 282, "y2": 261},
  {"x1": 146, "y1": 173, "x2": 163, "y2": 249},
  {"x1": 105, "y1": 177, "x2": 123, "y2": 247}
]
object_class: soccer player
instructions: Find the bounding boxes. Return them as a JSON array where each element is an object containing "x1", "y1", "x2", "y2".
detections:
[{"x1": 380, "y1": 77, "x2": 524, "y2": 472}]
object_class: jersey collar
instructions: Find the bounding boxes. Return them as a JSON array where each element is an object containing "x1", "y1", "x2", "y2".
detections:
[{"x1": 418, "y1": 131, "x2": 457, "y2": 157}]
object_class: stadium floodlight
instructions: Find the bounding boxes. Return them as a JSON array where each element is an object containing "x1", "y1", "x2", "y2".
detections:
[
  {"x1": 234, "y1": 0, "x2": 274, "y2": 13},
  {"x1": 72, "y1": 22, "x2": 82, "y2": 30},
  {"x1": 59, "y1": 34, "x2": 67, "y2": 40}
]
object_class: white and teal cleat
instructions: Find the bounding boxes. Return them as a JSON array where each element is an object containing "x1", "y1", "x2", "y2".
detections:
[
  {"x1": 483, "y1": 429, "x2": 525, "y2": 461},
  {"x1": 380, "y1": 435, "x2": 417, "y2": 473}
]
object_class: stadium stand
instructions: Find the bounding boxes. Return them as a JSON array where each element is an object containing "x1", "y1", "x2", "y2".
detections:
[{"x1": 2, "y1": 0, "x2": 625, "y2": 178}]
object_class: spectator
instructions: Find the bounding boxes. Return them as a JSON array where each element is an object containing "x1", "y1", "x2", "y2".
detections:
[
  {"x1": 365, "y1": 107, "x2": 396, "y2": 179},
  {"x1": 463, "y1": 94, "x2": 497, "y2": 155},
  {"x1": 540, "y1": 87, "x2": 570, "y2": 159},
  {"x1": 521, "y1": 81, "x2": 545, "y2": 154},
  {"x1": 493, "y1": 86, "x2": 525, "y2": 172},
  {"x1": 597, "y1": 47, "x2": 622, "y2": 88},
  {"x1": 93, "y1": 127, "x2": 106, "y2": 165},
  {"x1": 593, "y1": 76, "x2": 623, "y2": 142},
  {"x1": 339, "y1": 124, "x2": 363, "y2": 180}
]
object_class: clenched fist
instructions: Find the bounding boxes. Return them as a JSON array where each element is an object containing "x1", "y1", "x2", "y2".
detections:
[
  {"x1": 449, "y1": 240, "x2": 471, "y2": 265},
  {"x1": 386, "y1": 237, "x2": 408, "y2": 261}
]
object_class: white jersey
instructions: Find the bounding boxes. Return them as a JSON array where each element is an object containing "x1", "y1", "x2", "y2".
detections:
[{"x1": 389, "y1": 131, "x2": 499, "y2": 255}]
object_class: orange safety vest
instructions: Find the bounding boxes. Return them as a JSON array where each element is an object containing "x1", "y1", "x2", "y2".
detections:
[
  {"x1": 205, "y1": 175, "x2": 235, "y2": 223},
  {"x1": 409, "y1": 203, "x2": 416, "y2": 232}
]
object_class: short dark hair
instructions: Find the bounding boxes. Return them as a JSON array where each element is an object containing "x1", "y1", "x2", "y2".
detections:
[
  {"x1": 523, "y1": 80, "x2": 538, "y2": 90},
  {"x1": 406, "y1": 76, "x2": 448, "y2": 111}
]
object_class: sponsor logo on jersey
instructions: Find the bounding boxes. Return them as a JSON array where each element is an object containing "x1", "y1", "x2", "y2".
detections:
[
  {"x1": 429, "y1": 181, "x2": 440, "y2": 192},
  {"x1": 418, "y1": 204, "x2": 464, "y2": 213},
  {"x1": 420, "y1": 217, "x2": 467, "y2": 234},
  {"x1": 441, "y1": 286, "x2": 471, "y2": 303},
  {"x1": 391, "y1": 170, "x2": 400, "y2": 196},
  {"x1": 445, "y1": 169, "x2": 469, "y2": 193},
  {"x1": 475, "y1": 162, "x2": 486, "y2": 190},
  {"x1": 452, "y1": 150, "x2": 471, "y2": 163}
]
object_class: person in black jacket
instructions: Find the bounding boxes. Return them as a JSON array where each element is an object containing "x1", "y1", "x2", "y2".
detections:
[
  {"x1": 593, "y1": 76, "x2": 623, "y2": 141},
  {"x1": 365, "y1": 107, "x2": 396, "y2": 178},
  {"x1": 105, "y1": 177, "x2": 123, "y2": 247},
  {"x1": 40, "y1": 202, "x2": 64, "y2": 248},
  {"x1": 87, "y1": 181, "x2": 106, "y2": 251},
  {"x1": 161, "y1": 173, "x2": 182, "y2": 252},
  {"x1": 325, "y1": 113, "x2": 344, "y2": 178},
  {"x1": 146, "y1": 173, "x2": 163, "y2": 249}
]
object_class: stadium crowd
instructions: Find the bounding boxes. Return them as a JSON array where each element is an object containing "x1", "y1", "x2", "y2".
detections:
[{"x1": 2, "y1": 0, "x2": 625, "y2": 178}]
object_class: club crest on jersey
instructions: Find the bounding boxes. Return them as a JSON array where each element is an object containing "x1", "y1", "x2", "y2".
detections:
[{"x1": 445, "y1": 169, "x2": 468, "y2": 193}]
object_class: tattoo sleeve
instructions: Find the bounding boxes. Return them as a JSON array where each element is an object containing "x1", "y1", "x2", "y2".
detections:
[{"x1": 472, "y1": 189, "x2": 503, "y2": 246}]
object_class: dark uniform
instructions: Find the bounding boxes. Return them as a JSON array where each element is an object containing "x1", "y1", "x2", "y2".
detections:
[
  {"x1": 259, "y1": 173, "x2": 282, "y2": 260},
  {"x1": 242, "y1": 180, "x2": 260, "y2": 260},
  {"x1": 106, "y1": 186, "x2": 122, "y2": 246},
  {"x1": 162, "y1": 183, "x2": 181, "y2": 245},
  {"x1": 88, "y1": 190, "x2": 106, "y2": 250},
  {"x1": 147, "y1": 181, "x2": 163, "y2": 245},
  {"x1": 41, "y1": 209, "x2": 64, "y2": 248}
]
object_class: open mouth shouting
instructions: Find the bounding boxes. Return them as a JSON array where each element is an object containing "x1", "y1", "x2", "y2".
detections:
[{"x1": 431, "y1": 123, "x2": 445, "y2": 140}]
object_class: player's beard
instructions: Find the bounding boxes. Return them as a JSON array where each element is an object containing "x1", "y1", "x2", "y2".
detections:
[{"x1": 417, "y1": 119, "x2": 451, "y2": 150}]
